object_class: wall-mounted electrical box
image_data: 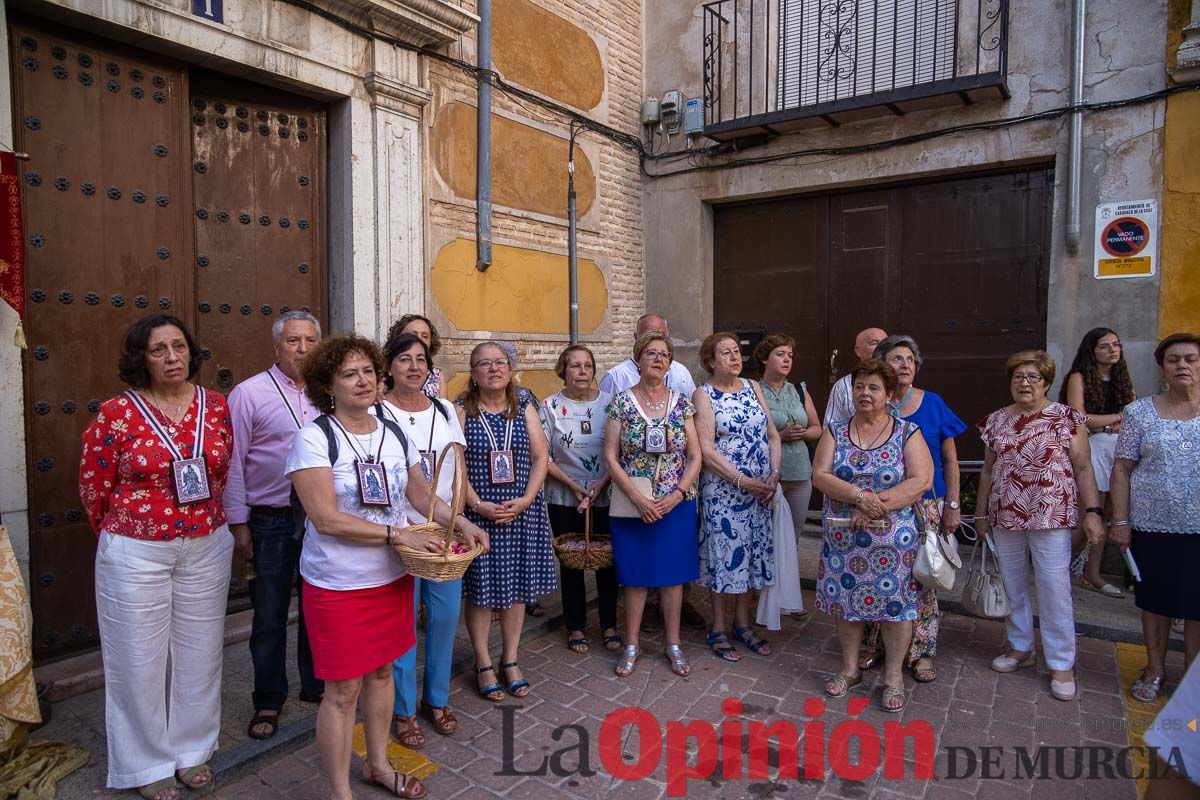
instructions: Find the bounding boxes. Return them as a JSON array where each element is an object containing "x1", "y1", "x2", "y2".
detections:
[
  {"x1": 640, "y1": 97, "x2": 661, "y2": 125},
  {"x1": 683, "y1": 97, "x2": 704, "y2": 135},
  {"x1": 661, "y1": 90, "x2": 682, "y2": 134}
]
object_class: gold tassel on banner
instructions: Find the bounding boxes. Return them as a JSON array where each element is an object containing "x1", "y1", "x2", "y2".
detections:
[{"x1": 13, "y1": 319, "x2": 25, "y2": 350}]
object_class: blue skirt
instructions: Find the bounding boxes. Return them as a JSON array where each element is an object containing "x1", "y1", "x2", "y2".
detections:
[{"x1": 610, "y1": 500, "x2": 700, "y2": 588}]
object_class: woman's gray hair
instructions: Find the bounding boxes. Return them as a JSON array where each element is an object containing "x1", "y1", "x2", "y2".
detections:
[
  {"x1": 873, "y1": 334, "x2": 923, "y2": 371},
  {"x1": 271, "y1": 310, "x2": 322, "y2": 343}
]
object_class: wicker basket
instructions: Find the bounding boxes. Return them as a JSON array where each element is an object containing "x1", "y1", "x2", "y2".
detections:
[
  {"x1": 552, "y1": 506, "x2": 614, "y2": 571},
  {"x1": 393, "y1": 443, "x2": 485, "y2": 582}
]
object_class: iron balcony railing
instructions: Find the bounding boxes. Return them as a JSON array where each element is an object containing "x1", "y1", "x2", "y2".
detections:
[{"x1": 702, "y1": 0, "x2": 1010, "y2": 139}]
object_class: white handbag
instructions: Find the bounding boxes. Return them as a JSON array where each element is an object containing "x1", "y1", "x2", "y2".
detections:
[
  {"x1": 960, "y1": 527, "x2": 1012, "y2": 620},
  {"x1": 912, "y1": 501, "x2": 961, "y2": 592}
]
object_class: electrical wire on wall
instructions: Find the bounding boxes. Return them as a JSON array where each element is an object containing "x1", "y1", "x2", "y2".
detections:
[{"x1": 280, "y1": 0, "x2": 1199, "y2": 180}]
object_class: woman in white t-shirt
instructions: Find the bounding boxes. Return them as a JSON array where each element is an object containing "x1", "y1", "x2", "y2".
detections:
[
  {"x1": 377, "y1": 333, "x2": 468, "y2": 749},
  {"x1": 286, "y1": 334, "x2": 487, "y2": 800},
  {"x1": 539, "y1": 345, "x2": 620, "y2": 655}
]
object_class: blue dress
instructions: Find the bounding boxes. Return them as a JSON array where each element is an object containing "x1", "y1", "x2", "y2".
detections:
[
  {"x1": 698, "y1": 380, "x2": 774, "y2": 593},
  {"x1": 901, "y1": 391, "x2": 966, "y2": 499},
  {"x1": 460, "y1": 399, "x2": 557, "y2": 608},
  {"x1": 816, "y1": 419, "x2": 921, "y2": 622}
]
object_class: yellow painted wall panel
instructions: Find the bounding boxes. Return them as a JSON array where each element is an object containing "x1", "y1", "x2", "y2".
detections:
[
  {"x1": 494, "y1": 0, "x2": 605, "y2": 111},
  {"x1": 432, "y1": 238, "x2": 608, "y2": 334},
  {"x1": 431, "y1": 102, "x2": 596, "y2": 218},
  {"x1": 1160, "y1": 91, "x2": 1200, "y2": 337}
]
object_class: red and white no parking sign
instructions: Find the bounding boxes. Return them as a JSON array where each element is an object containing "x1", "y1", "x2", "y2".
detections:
[{"x1": 1094, "y1": 200, "x2": 1157, "y2": 279}]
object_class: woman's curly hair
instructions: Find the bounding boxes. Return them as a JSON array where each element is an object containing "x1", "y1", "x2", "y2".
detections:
[
  {"x1": 118, "y1": 314, "x2": 203, "y2": 388},
  {"x1": 300, "y1": 334, "x2": 385, "y2": 415},
  {"x1": 1058, "y1": 327, "x2": 1135, "y2": 413}
]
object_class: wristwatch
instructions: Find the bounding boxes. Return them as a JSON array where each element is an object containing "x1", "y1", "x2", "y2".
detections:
[
  {"x1": 947, "y1": 500, "x2": 961, "y2": 510},
  {"x1": 1085, "y1": 506, "x2": 1104, "y2": 517}
]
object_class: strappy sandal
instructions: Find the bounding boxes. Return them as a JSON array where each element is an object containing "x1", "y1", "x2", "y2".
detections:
[
  {"x1": 391, "y1": 714, "x2": 426, "y2": 749},
  {"x1": 419, "y1": 701, "x2": 457, "y2": 736},
  {"x1": 615, "y1": 644, "x2": 640, "y2": 677},
  {"x1": 500, "y1": 661, "x2": 530, "y2": 698},
  {"x1": 175, "y1": 764, "x2": 212, "y2": 790},
  {"x1": 665, "y1": 644, "x2": 691, "y2": 677},
  {"x1": 912, "y1": 657, "x2": 937, "y2": 683},
  {"x1": 881, "y1": 685, "x2": 907, "y2": 713},
  {"x1": 731, "y1": 624, "x2": 771, "y2": 656},
  {"x1": 1131, "y1": 671, "x2": 1164, "y2": 703},
  {"x1": 136, "y1": 777, "x2": 179, "y2": 800},
  {"x1": 363, "y1": 764, "x2": 426, "y2": 799},
  {"x1": 706, "y1": 631, "x2": 741, "y2": 662},
  {"x1": 603, "y1": 631, "x2": 623, "y2": 651},
  {"x1": 475, "y1": 664, "x2": 505, "y2": 702},
  {"x1": 247, "y1": 709, "x2": 279, "y2": 740},
  {"x1": 567, "y1": 633, "x2": 589, "y2": 654},
  {"x1": 824, "y1": 673, "x2": 863, "y2": 698}
]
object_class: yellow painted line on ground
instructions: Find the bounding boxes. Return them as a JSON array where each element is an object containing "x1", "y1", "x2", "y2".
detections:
[
  {"x1": 1115, "y1": 641, "x2": 1165, "y2": 798},
  {"x1": 352, "y1": 723, "x2": 441, "y2": 780}
]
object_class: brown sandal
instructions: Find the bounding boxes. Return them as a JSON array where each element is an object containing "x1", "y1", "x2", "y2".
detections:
[
  {"x1": 391, "y1": 714, "x2": 426, "y2": 749},
  {"x1": 364, "y1": 764, "x2": 426, "y2": 799},
  {"x1": 419, "y1": 701, "x2": 457, "y2": 736}
]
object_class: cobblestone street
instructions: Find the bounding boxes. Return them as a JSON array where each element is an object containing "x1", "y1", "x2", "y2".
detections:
[{"x1": 208, "y1": 595, "x2": 1181, "y2": 800}]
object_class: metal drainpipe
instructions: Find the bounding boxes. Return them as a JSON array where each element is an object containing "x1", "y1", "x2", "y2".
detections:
[
  {"x1": 567, "y1": 125, "x2": 579, "y2": 344},
  {"x1": 1065, "y1": 0, "x2": 1086, "y2": 256},
  {"x1": 476, "y1": 0, "x2": 493, "y2": 271}
]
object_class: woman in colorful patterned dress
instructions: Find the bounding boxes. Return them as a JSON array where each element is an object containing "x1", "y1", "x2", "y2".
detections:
[
  {"x1": 80, "y1": 315, "x2": 233, "y2": 800},
  {"x1": 694, "y1": 332, "x2": 780, "y2": 662},
  {"x1": 456, "y1": 342, "x2": 555, "y2": 702},
  {"x1": 812, "y1": 359, "x2": 933, "y2": 713},
  {"x1": 540, "y1": 345, "x2": 619, "y2": 655},
  {"x1": 976, "y1": 350, "x2": 1104, "y2": 702},
  {"x1": 605, "y1": 331, "x2": 702, "y2": 678},
  {"x1": 858, "y1": 335, "x2": 967, "y2": 683}
]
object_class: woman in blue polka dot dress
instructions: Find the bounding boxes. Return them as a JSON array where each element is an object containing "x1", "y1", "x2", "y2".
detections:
[{"x1": 455, "y1": 342, "x2": 556, "y2": 703}]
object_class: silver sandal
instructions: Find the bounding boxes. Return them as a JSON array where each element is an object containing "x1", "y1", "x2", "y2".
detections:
[
  {"x1": 1131, "y1": 671, "x2": 1164, "y2": 703},
  {"x1": 664, "y1": 644, "x2": 691, "y2": 677},
  {"x1": 615, "y1": 644, "x2": 640, "y2": 677}
]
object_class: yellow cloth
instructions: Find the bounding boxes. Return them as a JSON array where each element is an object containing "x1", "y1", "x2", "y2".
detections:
[
  {"x1": 0, "y1": 525, "x2": 38, "y2": 742},
  {"x1": 0, "y1": 731, "x2": 89, "y2": 800}
]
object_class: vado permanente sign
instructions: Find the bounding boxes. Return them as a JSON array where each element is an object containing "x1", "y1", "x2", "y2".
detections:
[{"x1": 1094, "y1": 199, "x2": 1157, "y2": 279}]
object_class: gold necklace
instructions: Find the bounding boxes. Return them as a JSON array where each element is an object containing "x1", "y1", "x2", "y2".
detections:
[
  {"x1": 149, "y1": 388, "x2": 189, "y2": 424},
  {"x1": 853, "y1": 415, "x2": 890, "y2": 449}
]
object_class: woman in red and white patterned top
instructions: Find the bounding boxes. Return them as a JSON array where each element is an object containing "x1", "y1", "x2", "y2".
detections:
[
  {"x1": 79, "y1": 314, "x2": 233, "y2": 800},
  {"x1": 976, "y1": 350, "x2": 1104, "y2": 703}
]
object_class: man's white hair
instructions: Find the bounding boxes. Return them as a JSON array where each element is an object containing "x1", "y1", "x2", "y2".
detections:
[{"x1": 271, "y1": 310, "x2": 321, "y2": 344}]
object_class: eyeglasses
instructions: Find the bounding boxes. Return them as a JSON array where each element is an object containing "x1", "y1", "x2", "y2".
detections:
[
  {"x1": 642, "y1": 350, "x2": 671, "y2": 362},
  {"x1": 1011, "y1": 373, "x2": 1044, "y2": 384},
  {"x1": 472, "y1": 358, "x2": 510, "y2": 370},
  {"x1": 147, "y1": 343, "x2": 188, "y2": 360}
]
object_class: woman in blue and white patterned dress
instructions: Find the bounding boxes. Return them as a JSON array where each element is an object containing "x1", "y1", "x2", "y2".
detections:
[
  {"x1": 455, "y1": 342, "x2": 555, "y2": 703},
  {"x1": 693, "y1": 333, "x2": 781, "y2": 662}
]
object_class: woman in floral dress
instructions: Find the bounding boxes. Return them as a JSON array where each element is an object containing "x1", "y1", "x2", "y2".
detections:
[
  {"x1": 693, "y1": 332, "x2": 780, "y2": 662},
  {"x1": 604, "y1": 331, "x2": 702, "y2": 679},
  {"x1": 812, "y1": 359, "x2": 933, "y2": 713}
]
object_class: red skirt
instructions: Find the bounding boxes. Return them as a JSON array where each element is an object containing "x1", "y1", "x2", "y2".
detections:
[{"x1": 302, "y1": 576, "x2": 415, "y2": 681}]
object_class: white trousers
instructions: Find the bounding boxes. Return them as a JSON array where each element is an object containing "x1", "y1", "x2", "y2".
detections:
[
  {"x1": 95, "y1": 527, "x2": 233, "y2": 788},
  {"x1": 992, "y1": 528, "x2": 1076, "y2": 671}
]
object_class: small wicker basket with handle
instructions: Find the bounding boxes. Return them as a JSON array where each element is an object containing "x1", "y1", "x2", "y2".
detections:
[
  {"x1": 392, "y1": 443, "x2": 484, "y2": 582},
  {"x1": 552, "y1": 505, "x2": 614, "y2": 571}
]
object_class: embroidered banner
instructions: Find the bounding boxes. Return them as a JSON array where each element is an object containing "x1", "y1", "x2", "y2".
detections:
[{"x1": 0, "y1": 153, "x2": 25, "y2": 347}]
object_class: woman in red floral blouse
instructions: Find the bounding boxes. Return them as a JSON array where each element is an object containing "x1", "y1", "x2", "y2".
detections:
[
  {"x1": 79, "y1": 314, "x2": 233, "y2": 800},
  {"x1": 975, "y1": 350, "x2": 1104, "y2": 704}
]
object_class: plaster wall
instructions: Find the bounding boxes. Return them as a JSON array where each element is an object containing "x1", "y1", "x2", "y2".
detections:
[{"x1": 643, "y1": 0, "x2": 1169, "y2": 400}]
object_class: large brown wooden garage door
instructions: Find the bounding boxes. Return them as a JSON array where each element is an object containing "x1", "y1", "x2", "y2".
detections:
[
  {"x1": 714, "y1": 168, "x2": 1052, "y2": 460},
  {"x1": 10, "y1": 21, "x2": 327, "y2": 659}
]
